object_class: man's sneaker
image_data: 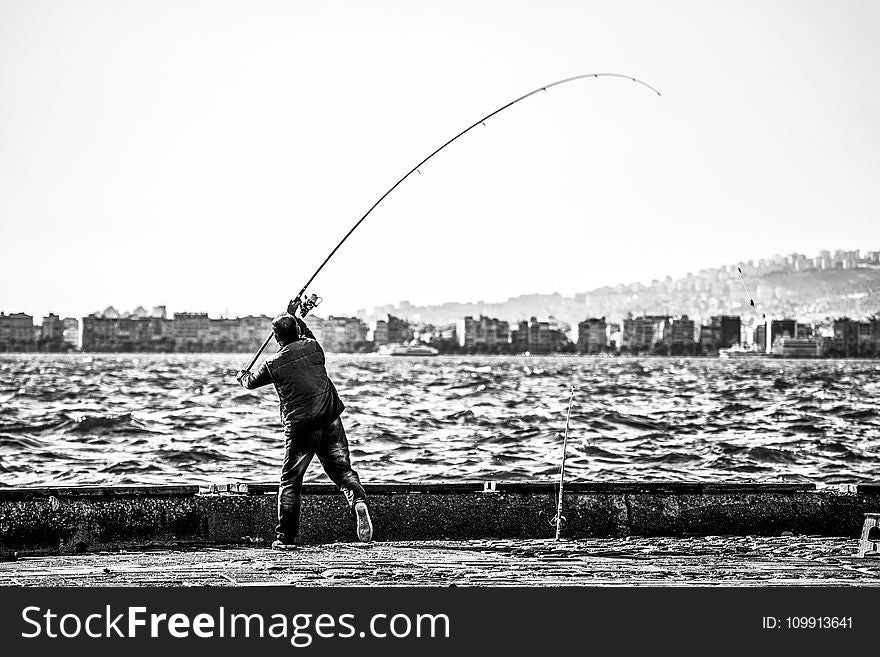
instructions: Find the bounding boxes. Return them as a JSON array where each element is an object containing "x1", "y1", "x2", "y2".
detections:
[
  {"x1": 271, "y1": 539, "x2": 297, "y2": 550},
  {"x1": 354, "y1": 501, "x2": 373, "y2": 542}
]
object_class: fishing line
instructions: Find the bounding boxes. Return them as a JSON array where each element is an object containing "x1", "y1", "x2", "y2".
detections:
[{"x1": 736, "y1": 266, "x2": 766, "y2": 320}]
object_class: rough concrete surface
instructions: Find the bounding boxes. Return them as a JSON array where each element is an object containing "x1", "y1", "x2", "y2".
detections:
[
  {"x1": 3, "y1": 483, "x2": 879, "y2": 554},
  {"x1": 2, "y1": 536, "x2": 880, "y2": 587}
]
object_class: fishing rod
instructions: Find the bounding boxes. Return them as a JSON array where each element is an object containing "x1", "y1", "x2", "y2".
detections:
[
  {"x1": 554, "y1": 383, "x2": 577, "y2": 541},
  {"x1": 243, "y1": 73, "x2": 662, "y2": 372}
]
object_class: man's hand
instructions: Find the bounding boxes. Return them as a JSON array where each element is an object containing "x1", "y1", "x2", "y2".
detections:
[
  {"x1": 236, "y1": 362, "x2": 271, "y2": 390},
  {"x1": 287, "y1": 297, "x2": 301, "y2": 316}
]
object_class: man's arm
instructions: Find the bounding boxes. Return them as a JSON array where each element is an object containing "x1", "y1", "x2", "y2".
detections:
[
  {"x1": 286, "y1": 300, "x2": 317, "y2": 340},
  {"x1": 295, "y1": 316, "x2": 316, "y2": 340},
  {"x1": 236, "y1": 361, "x2": 272, "y2": 389}
]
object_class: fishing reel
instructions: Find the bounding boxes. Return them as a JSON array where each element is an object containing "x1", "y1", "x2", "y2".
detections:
[
  {"x1": 549, "y1": 514, "x2": 567, "y2": 529},
  {"x1": 299, "y1": 293, "x2": 323, "y2": 317}
]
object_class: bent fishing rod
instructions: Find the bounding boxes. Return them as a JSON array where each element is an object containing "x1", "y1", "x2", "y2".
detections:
[{"x1": 242, "y1": 72, "x2": 662, "y2": 372}]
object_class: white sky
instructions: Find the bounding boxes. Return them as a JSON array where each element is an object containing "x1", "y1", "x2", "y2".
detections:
[{"x1": 1, "y1": 0, "x2": 878, "y2": 320}]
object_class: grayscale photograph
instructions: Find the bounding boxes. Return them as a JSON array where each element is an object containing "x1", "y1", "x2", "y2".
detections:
[{"x1": 1, "y1": 0, "x2": 879, "y2": 602}]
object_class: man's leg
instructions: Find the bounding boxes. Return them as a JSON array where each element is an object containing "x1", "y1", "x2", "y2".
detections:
[
  {"x1": 276, "y1": 426, "x2": 321, "y2": 545},
  {"x1": 316, "y1": 417, "x2": 371, "y2": 540}
]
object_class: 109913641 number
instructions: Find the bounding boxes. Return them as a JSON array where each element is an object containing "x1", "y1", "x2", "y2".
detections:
[{"x1": 785, "y1": 617, "x2": 853, "y2": 629}]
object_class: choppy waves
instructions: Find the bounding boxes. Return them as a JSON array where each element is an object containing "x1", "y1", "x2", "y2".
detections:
[{"x1": 1, "y1": 354, "x2": 879, "y2": 486}]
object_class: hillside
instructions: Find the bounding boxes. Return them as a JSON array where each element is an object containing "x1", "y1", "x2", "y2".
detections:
[{"x1": 364, "y1": 265, "x2": 880, "y2": 329}]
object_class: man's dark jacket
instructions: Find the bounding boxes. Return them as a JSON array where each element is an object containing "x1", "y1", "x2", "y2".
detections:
[{"x1": 239, "y1": 337, "x2": 345, "y2": 433}]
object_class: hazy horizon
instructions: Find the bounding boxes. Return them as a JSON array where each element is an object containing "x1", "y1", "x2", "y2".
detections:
[
  {"x1": 6, "y1": 243, "x2": 876, "y2": 322},
  {"x1": 3, "y1": 0, "x2": 879, "y2": 321}
]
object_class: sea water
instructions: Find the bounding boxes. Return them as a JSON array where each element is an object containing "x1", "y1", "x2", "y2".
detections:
[{"x1": 1, "y1": 354, "x2": 878, "y2": 486}]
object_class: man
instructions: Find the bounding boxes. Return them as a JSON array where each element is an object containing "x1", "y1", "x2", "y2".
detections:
[{"x1": 236, "y1": 311, "x2": 372, "y2": 548}]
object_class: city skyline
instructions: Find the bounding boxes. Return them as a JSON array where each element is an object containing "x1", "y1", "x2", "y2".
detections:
[
  {"x1": 7, "y1": 243, "x2": 876, "y2": 355},
  {"x1": 4, "y1": 245, "x2": 878, "y2": 323},
  {"x1": 2, "y1": 1, "x2": 879, "y2": 322},
  {"x1": 4, "y1": 245, "x2": 880, "y2": 354},
  {"x1": 4, "y1": 305, "x2": 878, "y2": 359}
]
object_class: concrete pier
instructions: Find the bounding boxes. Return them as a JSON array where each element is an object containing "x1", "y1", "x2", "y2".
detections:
[
  {"x1": 1, "y1": 482, "x2": 878, "y2": 555},
  {"x1": 3, "y1": 537, "x2": 880, "y2": 587}
]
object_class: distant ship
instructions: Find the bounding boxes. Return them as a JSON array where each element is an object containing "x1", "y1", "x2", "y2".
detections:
[
  {"x1": 718, "y1": 344, "x2": 765, "y2": 359},
  {"x1": 382, "y1": 343, "x2": 440, "y2": 356}
]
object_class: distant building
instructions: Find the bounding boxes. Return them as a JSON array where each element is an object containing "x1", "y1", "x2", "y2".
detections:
[
  {"x1": 512, "y1": 319, "x2": 544, "y2": 353},
  {"x1": 410, "y1": 322, "x2": 437, "y2": 343},
  {"x1": 750, "y1": 318, "x2": 795, "y2": 354},
  {"x1": 207, "y1": 319, "x2": 236, "y2": 351},
  {"x1": 699, "y1": 323, "x2": 719, "y2": 355},
  {"x1": 427, "y1": 323, "x2": 458, "y2": 353},
  {"x1": 665, "y1": 316, "x2": 696, "y2": 355},
  {"x1": 699, "y1": 315, "x2": 740, "y2": 356},
  {"x1": 62, "y1": 318, "x2": 80, "y2": 349},
  {"x1": 40, "y1": 313, "x2": 63, "y2": 341},
  {"x1": 234, "y1": 315, "x2": 273, "y2": 352},
  {"x1": 833, "y1": 318, "x2": 859, "y2": 355},
  {"x1": 607, "y1": 322, "x2": 622, "y2": 351},
  {"x1": 0, "y1": 313, "x2": 36, "y2": 351},
  {"x1": 372, "y1": 315, "x2": 412, "y2": 347},
  {"x1": 202, "y1": 316, "x2": 272, "y2": 352},
  {"x1": 373, "y1": 319, "x2": 389, "y2": 346},
  {"x1": 873, "y1": 316, "x2": 880, "y2": 354},
  {"x1": 457, "y1": 315, "x2": 511, "y2": 353},
  {"x1": 388, "y1": 315, "x2": 412, "y2": 344},
  {"x1": 755, "y1": 324, "x2": 767, "y2": 352},
  {"x1": 858, "y1": 321, "x2": 873, "y2": 350},
  {"x1": 82, "y1": 313, "x2": 143, "y2": 351},
  {"x1": 577, "y1": 317, "x2": 608, "y2": 354},
  {"x1": 173, "y1": 313, "x2": 210, "y2": 352},
  {"x1": 81, "y1": 313, "x2": 115, "y2": 351},
  {"x1": 795, "y1": 323, "x2": 815, "y2": 339},
  {"x1": 622, "y1": 314, "x2": 669, "y2": 354},
  {"x1": 437, "y1": 324, "x2": 457, "y2": 342},
  {"x1": 35, "y1": 313, "x2": 77, "y2": 352},
  {"x1": 511, "y1": 317, "x2": 573, "y2": 354},
  {"x1": 38, "y1": 313, "x2": 66, "y2": 351},
  {"x1": 1, "y1": 314, "x2": 12, "y2": 350},
  {"x1": 83, "y1": 309, "x2": 174, "y2": 351},
  {"x1": 772, "y1": 337, "x2": 823, "y2": 358},
  {"x1": 831, "y1": 317, "x2": 875, "y2": 357},
  {"x1": 717, "y1": 316, "x2": 742, "y2": 348},
  {"x1": 313, "y1": 316, "x2": 369, "y2": 352},
  {"x1": 770, "y1": 319, "x2": 797, "y2": 344}
]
